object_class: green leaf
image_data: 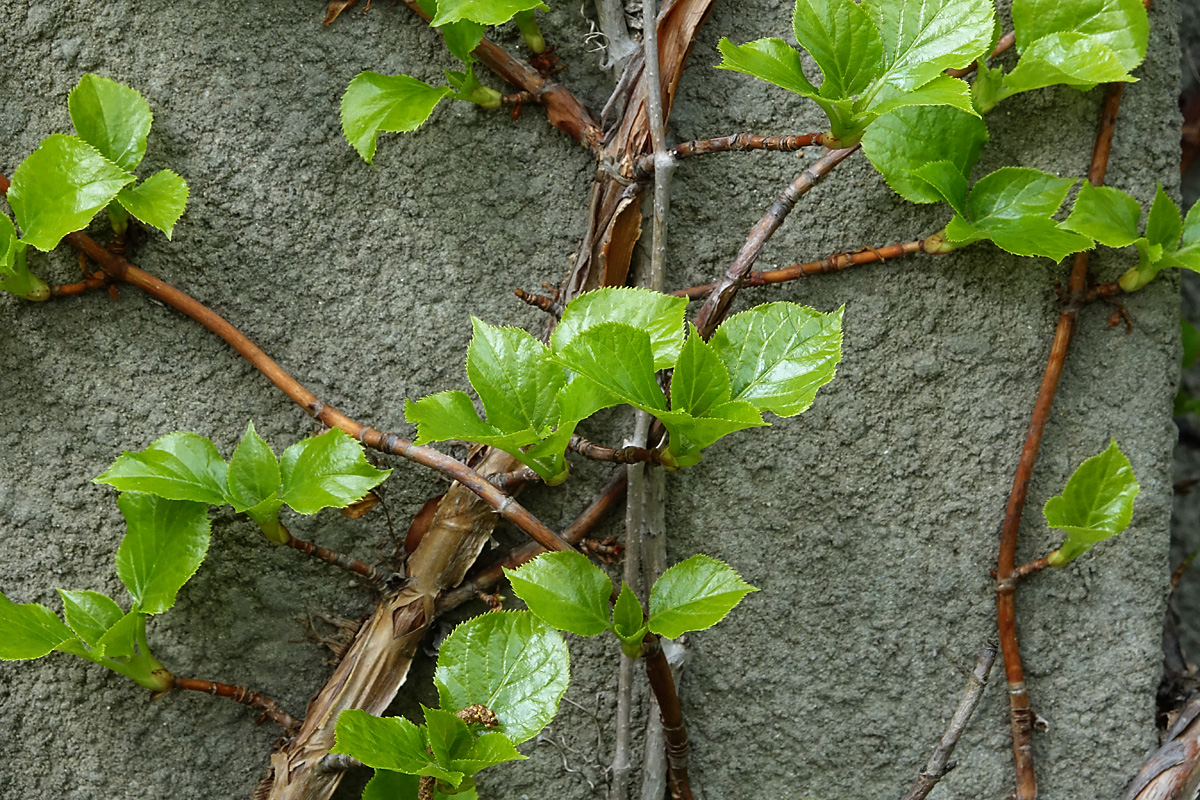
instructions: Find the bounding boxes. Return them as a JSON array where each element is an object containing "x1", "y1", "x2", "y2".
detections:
[
  {"x1": 552, "y1": 323, "x2": 668, "y2": 412},
  {"x1": 715, "y1": 37, "x2": 821, "y2": 97},
  {"x1": 611, "y1": 581, "x2": 646, "y2": 644},
  {"x1": 909, "y1": 160, "x2": 970, "y2": 216},
  {"x1": 94, "y1": 608, "x2": 141, "y2": 659},
  {"x1": 1061, "y1": 181, "x2": 1142, "y2": 248},
  {"x1": 341, "y1": 72, "x2": 455, "y2": 164},
  {"x1": 671, "y1": 325, "x2": 732, "y2": 418},
  {"x1": 710, "y1": 303, "x2": 843, "y2": 417},
  {"x1": 244, "y1": 497, "x2": 288, "y2": 545},
  {"x1": 57, "y1": 589, "x2": 124, "y2": 648},
  {"x1": 861, "y1": 102, "x2": 989, "y2": 203},
  {"x1": 434, "y1": 610, "x2": 570, "y2": 744},
  {"x1": 1183, "y1": 201, "x2": 1200, "y2": 249},
  {"x1": 116, "y1": 169, "x2": 189, "y2": 239},
  {"x1": 552, "y1": 288, "x2": 688, "y2": 370},
  {"x1": 862, "y1": 0, "x2": 994, "y2": 91},
  {"x1": 0, "y1": 593, "x2": 76, "y2": 660},
  {"x1": 424, "y1": 706, "x2": 524, "y2": 778},
  {"x1": 7, "y1": 134, "x2": 135, "y2": 252},
  {"x1": 115, "y1": 492, "x2": 211, "y2": 614},
  {"x1": 656, "y1": 402, "x2": 767, "y2": 468},
  {"x1": 68, "y1": 74, "x2": 153, "y2": 172},
  {"x1": 866, "y1": 75, "x2": 977, "y2": 121},
  {"x1": 94, "y1": 432, "x2": 229, "y2": 506},
  {"x1": 417, "y1": 0, "x2": 489, "y2": 63},
  {"x1": 362, "y1": 770, "x2": 421, "y2": 800},
  {"x1": 468, "y1": 318, "x2": 564, "y2": 436},
  {"x1": 226, "y1": 421, "x2": 281, "y2": 512},
  {"x1": 1044, "y1": 439, "x2": 1139, "y2": 566},
  {"x1": 0, "y1": 218, "x2": 48, "y2": 301},
  {"x1": 279, "y1": 428, "x2": 391, "y2": 515},
  {"x1": 1013, "y1": 0, "x2": 1148, "y2": 73},
  {"x1": 1182, "y1": 319, "x2": 1200, "y2": 370},
  {"x1": 430, "y1": 0, "x2": 547, "y2": 26},
  {"x1": 333, "y1": 709, "x2": 460, "y2": 781},
  {"x1": 454, "y1": 732, "x2": 525, "y2": 774},
  {"x1": 792, "y1": 0, "x2": 883, "y2": 99},
  {"x1": 648, "y1": 555, "x2": 758, "y2": 639},
  {"x1": 999, "y1": 32, "x2": 1134, "y2": 98},
  {"x1": 1146, "y1": 183, "x2": 1183, "y2": 253},
  {"x1": 504, "y1": 553, "x2": 612, "y2": 637}
]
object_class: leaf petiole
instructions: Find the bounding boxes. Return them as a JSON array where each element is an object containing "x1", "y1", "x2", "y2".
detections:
[{"x1": 514, "y1": 10, "x2": 546, "y2": 55}]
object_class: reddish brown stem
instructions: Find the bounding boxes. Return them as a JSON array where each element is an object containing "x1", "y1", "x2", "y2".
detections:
[
  {"x1": 400, "y1": 1, "x2": 602, "y2": 150},
  {"x1": 633, "y1": 132, "x2": 828, "y2": 177},
  {"x1": 947, "y1": 30, "x2": 1016, "y2": 78},
  {"x1": 435, "y1": 470, "x2": 628, "y2": 614},
  {"x1": 643, "y1": 634, "x2": 693, "y2": 800},
  {"x1": 672, "y1": 239, "x2": 927, "y2": 299},
  {"x1": 501, "y1": 91, "x2": 538, "y2": 106},
  {"x1": 0, "y1": 172, "x2": 575, "y2": 558},
  {"x1": 50, "y1": 274, "x2": 110, "y2": 297},
  {"x1": 568, "y1": 434, "x2": 664, "y2": 466},
  {"x1": 994, "y1": 81, "x2": 1127, "y2": 800},
  {"x1": 284, "y1": 535, "x2": 394, "y2": 586},
  {"x1": 172, "y1": 676, "x2": 300, "y2": 732},
  {"x1": 692, "y1": 146, "x2": 858, "y2": 338},
  {"x1": 513, "y1": 287, "x2": 563, "y2": 319},
  {"x1": 1086, "y1": 281, "x2": 1123, "y2": 302}
]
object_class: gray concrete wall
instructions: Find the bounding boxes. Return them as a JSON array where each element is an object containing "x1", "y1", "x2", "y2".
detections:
[{"x1": 0, "y1": 1, "x2": 1182, "y2": 799}]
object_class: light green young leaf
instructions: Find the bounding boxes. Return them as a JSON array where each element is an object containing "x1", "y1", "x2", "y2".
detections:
[
  {"x1": 648, "y1": 555, "x2": 758, "y2": 639},
  {"x1": 7, "y1": 134, "x2": 135, "y2": 252},
  {"x1": 612, "y1": 582, "x2": 647, "y2": 657},
  {"x1": 424, "y1": 706, "x2": 524, "y2": 779},
  {"x1": 0, "y1": 217, "x2": 48, "y2": 300},
  {"x1": 504, "y1": 553, "x2": 612, "y2": 637},
  {"x1": 0, "y1": 592, "x2": 77, "y2": 660},
  {"x1": 434, "y1": 610, "x2": 570, "y2": 744},
  {"x1": 225, "y1": 421, "x2": 281, "y2": 513},
  {"x1": 1061, "y1": 181, "x2": 1142, "y2": 248},
  {"x1": 868, "y1": 105, "x2": 988, "y2": 205},
  {"x1": 861, "y1": 0, "x2": 995, "y2": 91},
  {"x1": 1146, "y1": 183, "x2": 1183, "y2": 252},
  {"x1": 68, "y1": 74, "x2": 153, "y2": 172},
  {"x1": 1000, "y1": 32, "x2": 1134, "y2": 96},
  {"x1": 552, "y1": 323, "x2": 668, "y2": 412},
  {"x1": 115, "y1": 492, "x2": 211, "y2": 614},
  {"x1": 452, "y1": 732, "x2": 525, "y2": 775},
  {"x1": 792, "y1": 0, "x2": 882, "y2": 99},
  {"x1": 341, "y1": 71, "x2": 455, "y2": 163},
  {"x1": 468, "y1": 318, "x2": 564, "y2": 436},
  {"x1": 430, "y1": 0, "x2": 547, "y2": 26},
  {"x1": 116, "y1": 169, "x2": 189, "y2": 239},
  {"x1": 671, "y1": 325, "x2": 732, "y2": 418},
  {"x1": 244, "y1": 497, "x2": 288, "y2": 545},
  {"x1": 1012, "y1": 0, "x2": 1148, "y2": 74},
  {"x1": 1044, "y1": 439, "x2": 1139, "y2": 566},
  {"x1": 333, "y1": 709, "x2": 459, "y2": 781},
  {"x1": 95, "y1": 431, "x2": 229, "y2": 506},
  {"x1": 279, "y1": 428, "x2": 391, "y2": 515},
  {"x1": 715, "y1": 38, "x2": 819, "y2": 97},
  {"x1": 57, "y1": 589, "x2": 124, "y2": 649},
  {"x1": 909, "y1": 160, "x2": 970, "y2": 216},
  {"x1": 866, "y1": 74, "x2": 977, "y2": 120},
  {"x1": 1183, "y1": 201, "x2": 1200, "y2": 249},
  {"x1": 362, "y1": 770, "x2": 421, "y2": 800},
  {"x1": 656, "y1": 402, "x2": 767, "y2": 469},
  {"x1": 552, "y1": 288, "x2": 688, "y2": 370},
  {"x1": 710, "y1": 303, "x2": 843, "y2": 417},
  {"x1": 94, "y1": 608, "x2": 141, "y2": 659},
  {"x1": 416, "y1": 0, "x2": 487, "y2": 62}
]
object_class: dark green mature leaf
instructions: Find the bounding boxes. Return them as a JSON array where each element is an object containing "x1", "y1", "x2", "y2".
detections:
[
  {"x1": 424, "y1": 706, "x2": 524, "y2": 779},
  {"x1": 468, "y1": 318, "x2": 564, "y2": 435},
  {"x1": 551, "y1": 288, "x2": 688, "y2": 370},
  {"x1": 279, "y1": 428, "x2": 391, "y2": 515},
  {"x1": 362, "y1": 770, "x2": 421, "y2": 800},
  {"x1": 96, "y1": 431, "x2": 229, "y2": 505},
  {"x1": 862, "y1": 105, "x2": 988, "y2": 204},
  {"x1": 7, "y1": 134, "x2": 135, "y2": 252},
  {"x1": 909, "y1": 160, "x2": 970, "y2": 216},
  {"x1": 226, "y1": 422, "x2": 280, "y2": 512},
  {"x1": 430, "y1": 0, "x2": 547, "y2": 26},
  {"x1": 68, "y1": 74, "x2": 153, "y2": 172},
  {"x1": 333, "y1": 709, "x2": 459, "y2": 781},
  {"x1": 1012, "y1": 0, "x2": 1148, "y2": 73},
  {"x1": 711, "y1": 303, "x2": 843, "y2": 417},
  {"x1": 341, "y1": 72, "x2": 454, "y2": 163},
  {"x1": 504, "y1": 552, "x2": 612, "y2": 637},
  {"x1": 1061, "y1": 181, "x2": 1142, "y2": 248},
  {"x1": 434, "y1": 610, "x2": 570, "y2": 744},
  {"x1": 115, "y1": 492, "x2": 211, "y2": 614},
  {"x1": 648, "y1": 555, "x2": 757, "y2": 639},
  {"x1": 1044, "y1": 439, "x2": 1139, "y2": 566},
  {"x1": 116, "y1": 169, "x2": 189, "y2": 239},
  {"x1": 57, "y1": 589, "x2": 124, "y2": 648},
  {"x1": 0, "y1": 593, "x2": 76, "y2": 660},
  {"x1": 553, "y1": 323, "x2": 668, "y2": 412}
]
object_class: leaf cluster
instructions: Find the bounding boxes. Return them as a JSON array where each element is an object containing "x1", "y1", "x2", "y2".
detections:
[
  {"x1": 504, "y1": 551, "x2": 757, "y2": 657},
  {"x1": 403, "y1": 288, "x2": 844, "y2": 483},
  {"x1": 1, "y1": 74, "x2": 189, "y2": 300},
  {"x1": 1043, "y1": 439, "x2": 1139, "y2": 567},
  {"x1": 334, "y1": 610, "x2": 569, "y2": 797}
]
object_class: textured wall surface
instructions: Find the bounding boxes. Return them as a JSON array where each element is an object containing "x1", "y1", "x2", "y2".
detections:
[{"x1": 0, "y1": 1, "x2": 1183, "y2": 799}]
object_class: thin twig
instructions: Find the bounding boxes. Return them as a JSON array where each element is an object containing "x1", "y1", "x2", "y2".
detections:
[
  {"x1": 316, "y1": 753, "x2": 364, "y2": 773},
  {"x1": 634, "y1": 133, "x2": 828, "y2": 177},
  {"x1": 692, "y1": 146, "x2": 859, "y2": 338},
  {"x1": 284, "y1": 534, "x2": 397, "y2": 586},
  {"x1": 993, "y1": 80, "x2": 1128, "y2": 800},
  {"x1": 672, "y1": 239, "x2": 928, "y2": 299},
  {"x1": 513, "y1": 287, "x2": 564, "y2": 318},
  {"x1": 901, "y1": 638, "x2": 999, "y2": 800},
  {"x1": 50, "y1": 273, "x2": 110, "y2": 297},
  {"x1": 172, "y1": 676, "x2": 301, "y2": 733},
  {"x1": 569, "y1": 434, "x2": 664, "y2": 465}
]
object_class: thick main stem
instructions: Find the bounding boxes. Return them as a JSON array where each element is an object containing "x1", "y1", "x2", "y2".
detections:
[
  {"x1": 993, "y1": 81, "x2": 1126, "y2": 800},
  {"x1": 643, "y1": 635, "x2": 693, "y2": 800}
]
